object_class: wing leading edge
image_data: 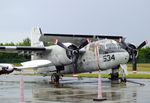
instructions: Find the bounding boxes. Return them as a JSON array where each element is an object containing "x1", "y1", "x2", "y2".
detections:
[
  {"x1": 40, "y1": 33, "x2": 123, "y2": 46},
  {"x1": 0, "y1": 46, "x2": 50, "y2": 53}
]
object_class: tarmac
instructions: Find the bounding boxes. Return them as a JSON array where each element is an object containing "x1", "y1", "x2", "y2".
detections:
[{"x1": 0, "y1": 74, "x2": 150, "y2": 103}]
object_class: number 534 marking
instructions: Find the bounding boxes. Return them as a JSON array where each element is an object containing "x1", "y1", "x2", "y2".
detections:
[{"x1": 103, "y1": 54, "x2": 115, "y2": 62}]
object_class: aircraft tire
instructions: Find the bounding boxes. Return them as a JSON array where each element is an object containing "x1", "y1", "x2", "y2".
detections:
[{"x1": 51, "y1": 73, "x2": 59, "y2": 84}]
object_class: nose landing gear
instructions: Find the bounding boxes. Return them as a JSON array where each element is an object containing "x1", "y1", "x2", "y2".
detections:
[{"x1": 109, "y1": 65, "x2": 127, "y2": 84}]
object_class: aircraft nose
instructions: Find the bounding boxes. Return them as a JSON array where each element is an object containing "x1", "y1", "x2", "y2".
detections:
[
  {"x1": 116, "y1": 51, "x2": 129, "y2": 65},
  {"x1": 121, "y1": 52, "x2": 129, "y2": 63}
]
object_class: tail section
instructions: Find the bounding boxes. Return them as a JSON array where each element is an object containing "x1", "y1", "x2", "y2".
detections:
[
  {"x1": 31, "y1": 27, "x2": 44, "y2": 47},
  {"x1": 31, "y1": 27, "x2": 45, "y2": 60}
]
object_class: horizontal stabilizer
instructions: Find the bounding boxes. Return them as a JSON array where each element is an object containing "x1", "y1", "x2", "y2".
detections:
[{"x1": 18, "y1": 60, "x2": 53, "y2": 69}]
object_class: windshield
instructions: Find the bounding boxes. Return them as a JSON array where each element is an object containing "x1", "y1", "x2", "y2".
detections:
[{"x1": 99, "y1": 42, "x2": 126, "y2": 54}]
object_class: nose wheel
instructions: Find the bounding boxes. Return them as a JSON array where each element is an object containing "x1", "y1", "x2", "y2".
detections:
[{"x1": 51, "y1": 73, "x2": 60, "y2": 84}]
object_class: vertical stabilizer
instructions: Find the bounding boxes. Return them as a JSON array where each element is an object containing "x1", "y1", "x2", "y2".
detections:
[{"x1": 31, "y1": 27, "x2": 44, "y2": 47}]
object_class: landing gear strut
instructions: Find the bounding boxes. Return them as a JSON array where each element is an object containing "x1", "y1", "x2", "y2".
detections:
[
  {"x1": 109, "y1": 65, "x2": 126, "y2": 83},
  {"x1": 51, "y1": 73, "x2": 60, "y2": 84},
  {"x1": 110, "y1": 67, "x2": 119, "y2": 84},
  {"x1": 50, "y1": 66, "x2": 64, "y2": 84}
]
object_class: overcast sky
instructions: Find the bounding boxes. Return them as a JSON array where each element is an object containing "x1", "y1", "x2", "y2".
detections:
[{"x1": 0, "y1": 0, "x2": 149, "y2": 46}]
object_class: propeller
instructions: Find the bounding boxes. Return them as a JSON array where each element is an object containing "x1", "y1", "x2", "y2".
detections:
[
  {"x1": 120, "y1": 39, "x2": 147, "y2": 72},
  {"x1": 55, "y1": 39, "x2": 89, "y2": 74}
]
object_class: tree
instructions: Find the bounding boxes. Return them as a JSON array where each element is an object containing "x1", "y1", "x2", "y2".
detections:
[
  {"x1": 0, "y1": 38, "x2": 31, "y2": 63},
  {"x1": 16, "y1": 38, "x2": 31, "y2": 46},
  {"x1": 138, "y1": 47, "x2": 150, "y2": 63}
]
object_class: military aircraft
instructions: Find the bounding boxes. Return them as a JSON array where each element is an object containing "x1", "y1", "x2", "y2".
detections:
[{"x1": 0, "y1": 27, "x2": 147, "y2": 83}]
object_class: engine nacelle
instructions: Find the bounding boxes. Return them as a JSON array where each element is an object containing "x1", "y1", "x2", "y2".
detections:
[{"x1": 49, "y1": 43, "x2": 77, "y2": 66}]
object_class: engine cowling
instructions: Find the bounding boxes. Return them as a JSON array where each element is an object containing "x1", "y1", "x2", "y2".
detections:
[{"x1": 49, "y1": 43, "x2": 77, "y2": 66}]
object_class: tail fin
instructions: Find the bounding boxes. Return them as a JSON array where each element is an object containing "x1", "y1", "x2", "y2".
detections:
[{"x1": 31, "y1": 27, "x2": 44, "y2": 47}]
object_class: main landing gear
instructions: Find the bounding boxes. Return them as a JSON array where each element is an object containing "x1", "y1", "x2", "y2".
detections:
[
  {"x1": 50, "y1": 66, "x2": 64, "y2": 84},
  {"x1": 50, "y1": 73, "x2": 60, "y2": 84}
]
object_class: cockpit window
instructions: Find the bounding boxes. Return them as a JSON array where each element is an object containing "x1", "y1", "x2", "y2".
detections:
[
  {"x1": 99, "y1": 42, "x2": 126, "y2": 54},
  {"x1": 106, "y1": 43, "x2": 118, "y2": 50}
]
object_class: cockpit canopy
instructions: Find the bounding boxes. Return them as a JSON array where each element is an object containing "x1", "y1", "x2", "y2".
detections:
[{"x1": 98, "y1": 39, "x2": 126, "y2": 54}]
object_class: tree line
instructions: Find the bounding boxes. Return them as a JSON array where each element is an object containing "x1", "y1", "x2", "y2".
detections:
[
  {"x1": 138, "y1": 47, "x2": 150, "y2": 63},
  {"x1": 0, "y1": 38, "x2": 31, "y2": 63},
  {"x1": 0, "y1": 38, "x2": 149, "y2": 63}
]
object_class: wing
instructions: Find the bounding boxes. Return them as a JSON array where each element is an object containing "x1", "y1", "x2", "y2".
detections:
[
  {"x1": 40, "y1": 33, "x2": 123, "y2": 46},
  {"x1": 0, "y1": 46, "x2": 51, "y2": 54}
]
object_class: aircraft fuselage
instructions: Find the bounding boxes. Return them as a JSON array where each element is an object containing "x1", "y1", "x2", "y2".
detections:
[{"x1": 34, "y1": 39, "x2": 129, "y2": 75}]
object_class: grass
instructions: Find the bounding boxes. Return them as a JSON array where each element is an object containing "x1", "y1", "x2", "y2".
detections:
[
  {"x1": 77, "y1": 73, "x2": 150, "y2": 79},
  {"x1": 19, "y1": 73, "x2": 150, "y2": 79},
  {"x1": 127, "y1": 63, "x2": 150, "y2": 72}
]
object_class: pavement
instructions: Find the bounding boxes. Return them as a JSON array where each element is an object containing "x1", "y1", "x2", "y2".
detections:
[{"x1": 0, "y1": 75, "x2": 150, "y2": 103}]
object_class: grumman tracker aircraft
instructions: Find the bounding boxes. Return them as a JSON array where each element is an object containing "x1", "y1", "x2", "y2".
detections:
[{"x1": 0, "y1": 27, "x2": 147, "y2": 84}]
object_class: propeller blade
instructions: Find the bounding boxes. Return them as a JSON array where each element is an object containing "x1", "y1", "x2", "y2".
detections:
[
  {"x1": 72, "y1": 39, "x2": 89, "y2": 74},
  {"x1": 72, "y1": 52, "x2": 79, "y2": 74},
  {"x1": 73, "y1": 62, "x2": 78, "y2": 74},
  {"x1": 132, "y1": 53, "x2": 137, "y2": 71},
  {"x1": 78, "y1": 39, "x2": 89, "y2": 49},
  {"x1": 137, "y1": 40, "x2": 147, "y2": 49},
  {"x1": 121, "y1": 39, "x2": 133, "y2": 50},
  {"x1": 55, "y1": 39, "x2": 69, "y2": 50},
  {"x1": 71, "y1": 39, "x2": 89, "y2": 74}
]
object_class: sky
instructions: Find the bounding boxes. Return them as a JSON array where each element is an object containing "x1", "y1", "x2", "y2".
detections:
[{"x1": 0, "y1": 0, "x2": 150, "y2": 46}]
